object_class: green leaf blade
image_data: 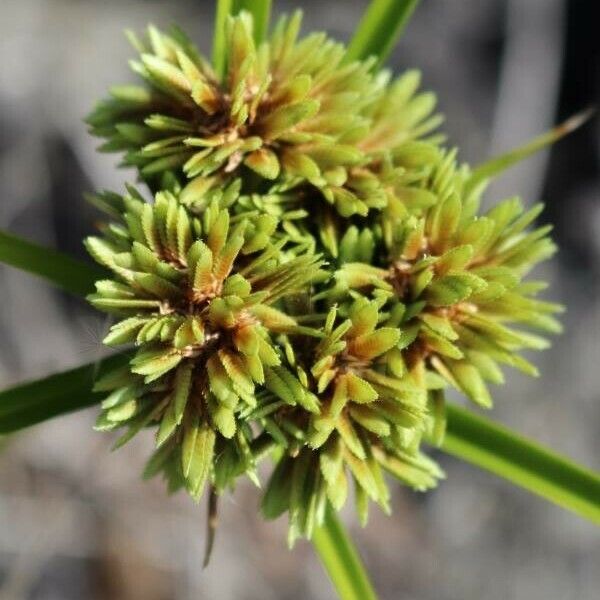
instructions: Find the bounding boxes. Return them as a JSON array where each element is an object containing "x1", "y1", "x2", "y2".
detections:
[
  {"x1": 212, "y1": 0, "x2": 234, "y2": 80},
  {"x1": 0, "y1": 229, "x2": 104, "y2": 297},
  {"x1": 466, "y1": 109, "x2": 594, "y2": 193},
  {"x1": 443, "y1": 403, "x2": 600, "y2": 525},
  {"x1": 0, "y1": 353, "x2": 130, "y2": 434},
  {"x1": 346, "y1": 0, "x2": 420, "y2": 67}
]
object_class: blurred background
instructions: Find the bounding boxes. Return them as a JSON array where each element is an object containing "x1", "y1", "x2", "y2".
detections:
[{"x1": 0, "y1": 1, "x2": 598, "y2": 598}]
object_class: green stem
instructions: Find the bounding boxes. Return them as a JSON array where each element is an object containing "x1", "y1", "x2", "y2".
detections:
[
  {"x1": 312, "y1": 505, "x2": 378, "y2": 600},
  {"x1": 443, "y1": 403, "x2": 600, "y2": 525},
  {"x1": 346, "y1": 0, "x2": 420, "y2": 66}
]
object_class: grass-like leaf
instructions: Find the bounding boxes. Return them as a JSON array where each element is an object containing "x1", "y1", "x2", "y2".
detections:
[
  {"x1": 212, "y1": 0, "x2": 234, "y2": 80},
  {"x1": 443, "y1": 403, "x2": 600, "y2": 525},
  {"x1": 0, "y1": 229, "x2": 104, "y2": 296},
  {"x1": 0, "y1": 353, "x2": 129, "y2": 434},
  {"x1": 312, "y1": 505, "x2": 378, "y2": 600},
  {"x1": 466, "y1": 108, "x2": 594, "y2": 193},
  {"x1": 346, "y1": 0, "x2": 420, "y2": 66}
]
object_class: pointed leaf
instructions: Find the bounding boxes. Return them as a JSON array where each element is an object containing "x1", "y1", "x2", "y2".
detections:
[
  {"x1": 466, "y1": 109, "x2": 593, "y2": 194},
  {"x1": 1, "y1": 229, "x2": 104, "y2": 296},
  {"x1": 0, "y1": 353, "x2": 130, "y2": 434},
  {"x1": 346, "y1": 0, "x2": 420, "y2": 66},
  {"x1": 442, "y1": 404, "x2": 600, "y2": 525}
]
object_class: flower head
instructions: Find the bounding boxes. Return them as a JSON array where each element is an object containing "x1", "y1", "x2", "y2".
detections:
[
  {"x1": 86, "y1": 11, "x2": 561, "y2": 546},
  {"x1": 331, "y1": 149, "x2": 562, "y2": 419},
  {"x1": 259, "y1": 298, "x2": 442, "y2": 543},
  {"x1": 86, "y1": 185, "x2": 323, "y2": 499},
  {"x1": 87, "y1": 12, "x2": 440, "y2": 216}
]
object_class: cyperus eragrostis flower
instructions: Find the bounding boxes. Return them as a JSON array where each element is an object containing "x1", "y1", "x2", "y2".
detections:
[
  {"x1": 86, "y1": 10, "x2": 562, "y2": 546},
  {"x1": 86, "y1": 186, "x2": 323, "y2": 499},
  {"x1": 87, "y1": 12, "x2": 441, "y2": 217}
]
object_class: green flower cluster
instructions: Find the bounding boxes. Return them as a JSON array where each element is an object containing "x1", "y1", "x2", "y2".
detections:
[
  {"x1": 87, "y1": 12, "x2": 441, "y2": 216},
  {"x1": 86, "y1": 12, "x2": 561, "y2": 544}
]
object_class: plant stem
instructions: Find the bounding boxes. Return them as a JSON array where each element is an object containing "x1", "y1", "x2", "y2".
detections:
[
  {"x1": 312, "y1": 505, "x2": 378, "y2": 600},
  {"x1": 443, "y1": 403, "x2": 600, "y2": 524}
]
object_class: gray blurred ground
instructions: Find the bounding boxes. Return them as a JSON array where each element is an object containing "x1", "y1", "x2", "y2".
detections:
[{"x1": 0, "y1": 1, "x2": 598, "y2": 599}]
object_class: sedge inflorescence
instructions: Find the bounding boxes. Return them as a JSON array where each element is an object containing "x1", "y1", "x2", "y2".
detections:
[{"x1": 86, "y1": 12, "x2": 561, "y2": 543}]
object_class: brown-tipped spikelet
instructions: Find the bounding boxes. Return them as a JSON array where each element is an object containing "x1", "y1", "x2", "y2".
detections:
[{"x1": 86, "y1": 10, "x2": 561, "y2": 546}]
